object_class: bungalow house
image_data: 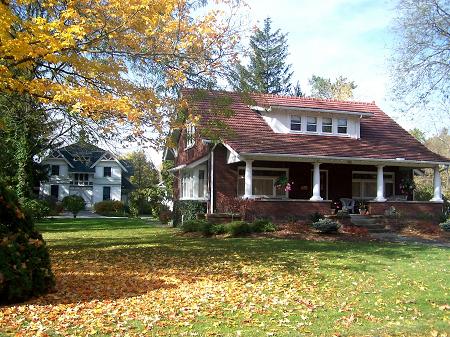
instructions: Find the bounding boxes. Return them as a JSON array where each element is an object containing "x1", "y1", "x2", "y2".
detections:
[
  {"x1": 40, "y1": 142, "x2": 133, "y2": 209},
  {"x1": 164, "y1": 90, "x2": 449, "y2": 220}
]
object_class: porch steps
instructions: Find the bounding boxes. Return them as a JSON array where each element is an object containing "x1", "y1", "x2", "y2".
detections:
[{"x1": 349, "y1": 215, "x2": 389, "y2": 233}]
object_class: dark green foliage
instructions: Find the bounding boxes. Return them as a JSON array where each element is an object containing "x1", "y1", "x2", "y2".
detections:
[
  {"x1": 312, "y1": 218, "x2": 341, "y2": 234},
  {"x1": 227, "y1": 221, "x2": 252, "y2": 236},
  {"x1": 210, "y1": 223, "x2": 227, "y2": 235},
  {"x1": 181, "y1": 220, "x2": 209, "y2": 233},
  {"x1": 251, "y1": 219, "x2": 277, "y2": 233},
  {"x1": 228, "y1": 17, "x2": 294, "y2": 95},
  {"x1": 172, "y1": 200, "x2": 207, "y2": 227},
  {"x1": 94, "y1": 200, "x2": 126, "y2": 217},
  {"x1": 42, "y1": 197, "x2": 64, "y2": 216},
  {"x1": 309, "y1": 212, "x2": 324, "y2": 223},
  {"x1": 439, "y1": 219, "x2": 450, "y2": 232},
  {"x1": 0, "y1": 181, "x2": 55, "y2": 303},
  {"x1": 21, "y1": 198, "x2": 50, "y2": 221},
  {"x1": 62, "y1": 195, "x2": 85, "y2": 218}
]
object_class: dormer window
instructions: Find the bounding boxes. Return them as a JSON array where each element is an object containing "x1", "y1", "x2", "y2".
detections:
[
  {"x1": 186, "y1": 123, "x2": 195, "y2": 149},
  {"x1": 306, "y1": 117, "x2": 317, "y2": 132},
  {"x1": 290, "y1": 115, "x2": 302, "y2": 131},
  {"x1": 338, "y1": 118, "x2": 348, "y2": 134},
  {"x1": 322, "y1": 118, "x2": 333, "y2": 133}
]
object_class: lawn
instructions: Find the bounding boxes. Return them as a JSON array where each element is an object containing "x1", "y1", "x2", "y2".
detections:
[{"x1": 1, "y1": 218, "x2": 448, "y2": 336}]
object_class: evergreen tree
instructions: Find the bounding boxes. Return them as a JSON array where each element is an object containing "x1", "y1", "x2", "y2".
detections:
[{"x1": 229, "y1": 18, "x2": 294, "y2": 95}]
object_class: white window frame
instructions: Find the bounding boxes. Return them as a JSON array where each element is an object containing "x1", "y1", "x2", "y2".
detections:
[
  {"x1": 306, "y1": 116, "x2": 317, "y2": 132},
  {"x1": 337, "y1": 118, "x2": 348, "y2": 134},
  {"x1": 180, "y1": 165, "x2": 208, "y2": 200},
  {"x1": 185, "y1": 123, "x2": 195, "y2": 150},
  {"x1": 322, "y1": 117, "x2": 333, "y2": 133},
  {"x1": 352, "y1": 171, "x2": 395, "y2": 200},
  {"x1": 237, "y1": 167, "x2": 289, "y2": 198},
  {"x1": 290, "y1": 115, "x2": 302, "y2": 131}
]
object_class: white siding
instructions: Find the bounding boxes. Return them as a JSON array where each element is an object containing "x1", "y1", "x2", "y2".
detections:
[{"x1": 261, "y1": 109, "x2": 362, "y2": 139}]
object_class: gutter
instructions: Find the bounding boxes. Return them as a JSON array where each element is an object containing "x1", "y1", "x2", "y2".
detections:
[
  {"x1": 269, "y1": 105, "x2": 374, "y2": 118},
  {"x1": 238, "y1": 152, "x2": 450, "y2": 168}
]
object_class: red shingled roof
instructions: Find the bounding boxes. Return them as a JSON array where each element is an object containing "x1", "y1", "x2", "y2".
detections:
[{"x1": 183, "y1": 89, "x2": 449, "y2": 164}]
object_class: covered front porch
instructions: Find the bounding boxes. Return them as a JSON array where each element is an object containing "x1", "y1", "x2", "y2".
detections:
[{"x1": 219, "y1": 152, "x2": 445, "y2": 219}]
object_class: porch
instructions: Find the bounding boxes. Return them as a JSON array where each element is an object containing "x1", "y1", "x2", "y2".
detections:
[{"x1": 213, "y1": 148, "x2": 445, "y2": 219}]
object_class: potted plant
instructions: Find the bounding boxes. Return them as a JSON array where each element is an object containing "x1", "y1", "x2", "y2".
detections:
[
  {"x1": 358, "y1": 201, "x2": 367, "y2": 215},
  {"x1": 275, "y1": 176, "x2": 293, "y2": 193}
]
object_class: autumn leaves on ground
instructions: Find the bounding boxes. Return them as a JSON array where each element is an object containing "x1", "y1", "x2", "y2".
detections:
[{"x1": 1, "y1": 219, "x2": 448, "y2": 336}]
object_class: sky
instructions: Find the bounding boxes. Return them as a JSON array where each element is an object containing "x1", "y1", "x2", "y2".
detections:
[{"x1": 140, "y1": 0, "x2": 445, "y2": 168}]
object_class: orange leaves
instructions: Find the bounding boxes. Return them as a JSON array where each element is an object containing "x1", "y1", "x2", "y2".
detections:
[{"x1": 1, "y1": 0, "x2": 243, "y2": 142}]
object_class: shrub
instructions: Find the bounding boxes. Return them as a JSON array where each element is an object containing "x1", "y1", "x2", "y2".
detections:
[
  {"x1": 211, "y1": 223, "x2": 227, "y2": 235},
  {"x1": 94, "y1": 200, "x2": 125, "y2": 216},
  {"x1": 172, "y1": 200, "x2": 207, "y2": 227},
  {"x1": 251, "y1": 219, "x2": 277, "y2": 232},
  {"x1": 312, "y1": 218, "x2": 340, "y2": 233},
  {"x1": 21, "y1": 198, "x2": 50, "y2": 221},
  {"x1": 62, "y1": 195, "x2": 85, "y2": 218},
  {"x1": 384, "y1": 206, "x2": 401, "y2": 219},
  {"x1": 309, "y1": 212, "x2": 324, "y2": 223},
  {"x1": 439, "y1": 219, "x2": 450, "y2": 232},
  {"x1": 158, "y1": 205, "x2": 172, "y2": 225},
  {"x1": 181, "y1": 219, "x2": 206, "y2": 233},
  {"x1": 227, "y1": 221, "x2": 252, "y2": 236},
  {"x1": 0, "y1": 181, "x2": 55, "y2": 303},
  {"x1": 42, "y1": 197, "x2": 64, "y2": 216}
]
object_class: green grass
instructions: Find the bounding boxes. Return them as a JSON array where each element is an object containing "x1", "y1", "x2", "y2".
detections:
[{"x1": 1, "y1": 218, "x2": 448, "y2": 337}]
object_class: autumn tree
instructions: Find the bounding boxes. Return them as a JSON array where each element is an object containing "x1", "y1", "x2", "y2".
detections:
[
  {"x1": 391, "y1": 0, "x2": 450, "y2": 118},
  {"x1": 309, "y1": 75, "x2": 357, "y2": 101},
  {"x1": 228, "y1": 17, "x2": 294, "y2": 95},
  {"x1": 0, "y1": 0, "x2": 243, "y2": 146}
]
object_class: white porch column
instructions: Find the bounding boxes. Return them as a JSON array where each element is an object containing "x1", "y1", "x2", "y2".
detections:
[
  {"x1": 375, "y1": 165, "x2": 386, "y2": 202},
  {"x1": 430, "y1": 166, "x2": 443, "y2": 202},
  {"x1": 244, "y1": 160, "x2": 253, "y2": 198},
  {"x1": 310, "y1": 162, "x2": 323, "y2": 201}
]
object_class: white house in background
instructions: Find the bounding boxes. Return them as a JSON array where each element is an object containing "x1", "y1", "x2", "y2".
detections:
[{"x1": 40, "y1": 142, "x2": 134, "y2": 209}]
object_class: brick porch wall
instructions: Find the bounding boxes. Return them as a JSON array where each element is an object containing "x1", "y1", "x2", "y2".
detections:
[
  {"x1": 367, "y1": 201, "x2": 443, "y2": 218},
  {"x1": 247, "y1": 200, "x2": 333, "y2": 221}
]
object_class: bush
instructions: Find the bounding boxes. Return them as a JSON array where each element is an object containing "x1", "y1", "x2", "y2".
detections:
[
  {"x1": 21, "y1": 198, "x2": 50, "y2": 221},
  {"x1": 172, "y1": 200, "x2": 207, "y2": 227},
  {"x1": 158, "y1": 205, "x2": 172, "y2": 225},
  {"x1": 251, "y1": 219, "x2": 277, "y2": 232},
  {"x1": 94, "y1": 200, "x2": 125, "y2": 216},
  {"x1": 439, "y1": 219, "x2": 450, "y2": 232},
  {"x1": 384, "y1": 206, "x2": 401, "y2": 219},
  {"x1": 42, "y1": 197, "x2": 64, "y2": 216},
  {"x1": 211, "y1": 223, "x2": 227, "y2": 235},
  {"x1": 181, "y1": 219, "x2": 206, "y2": 233},
  {"x1": 62, "y1": 195, "x2": 85, "y2": 218},
  {"x1": 228, "y1": 221, "x2": 252, "y2": 236},
  {"x1": 309, "y1": 212, "x2": 324, "y2": 223},
  {"x1": 312, "y1": 218, "x2": 340, "y2": 233},
  {"x1": 0, "y1": 181, "x2": 55, "y2": 303}
]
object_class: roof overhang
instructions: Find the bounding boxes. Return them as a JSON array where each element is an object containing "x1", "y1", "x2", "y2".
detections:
[
  {"x1": 90, "y1": 152, "x2": 128, "y2": 172},
  {"x1": 168, "y1": 155, "x2": 210, "y2": 172},
  {"x1": 238, "y1": 152, "x2": 450, "y2": 168},
  {"x1": 269, "y1": 105, "x2": 374, "y2": 118}
]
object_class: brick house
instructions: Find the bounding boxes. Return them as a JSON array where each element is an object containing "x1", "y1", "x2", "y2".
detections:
[{"x1": 164, "y1": 89, "x2": 449, "y2": 219}]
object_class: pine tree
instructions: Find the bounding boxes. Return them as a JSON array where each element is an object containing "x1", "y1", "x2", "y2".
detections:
[{"x1": 229, "y1": 18, "x2": 294, "y2": 95}]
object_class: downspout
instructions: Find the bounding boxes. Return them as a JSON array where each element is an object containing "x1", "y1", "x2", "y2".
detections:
[{"x1": 209, "y1": 144, "x2": 218, "y2": 214}]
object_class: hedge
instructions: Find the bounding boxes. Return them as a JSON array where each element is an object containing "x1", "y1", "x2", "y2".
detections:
[{"x1": 172, "y1": 200, "x2": 207, "y2": 227}]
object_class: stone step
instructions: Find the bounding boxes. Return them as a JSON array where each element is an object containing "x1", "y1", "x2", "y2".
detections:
[{"x1": 349, "y1": 215, "x2": 389, "y2": 233}]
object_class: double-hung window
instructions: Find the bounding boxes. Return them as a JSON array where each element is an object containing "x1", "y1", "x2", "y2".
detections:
[
  {"x1": 186, "y1": 123, "x2": 195, "y2": 149},
  {"x1": 103, "y1": 167, "x2": 111, "y2": 177},
  {"x1": 306, "y1": 117, "x2": 317, "y2": 132},
  {"x1": 181, "y1": 165, "x2": 207, "y2": 199},
  {"x1": 352, "y1": 171, "x2": 394, "y2": 199},
  {"x1": 237, "y1": 168, "x2": 288, "y2": 198},
  {"x1": 338, "y1": 118, "x2": 348, "y2": 134},
  {"x1": 51, "y1": 165, "x2": 60, "y2": 176},
  {"x1": 322, "y1": 118, "x2": 333, "y2": 133},
  {"x1": 290, "y1": 115, "x2": 302, "y2": 131},
  {"x1": 103, "y1": 186, "x2": 111, "y2": 201}
]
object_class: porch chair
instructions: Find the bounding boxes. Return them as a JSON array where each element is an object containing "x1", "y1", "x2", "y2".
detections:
[{"x1": 340, "y1": 198, "x2": 355, "y2": 213}]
